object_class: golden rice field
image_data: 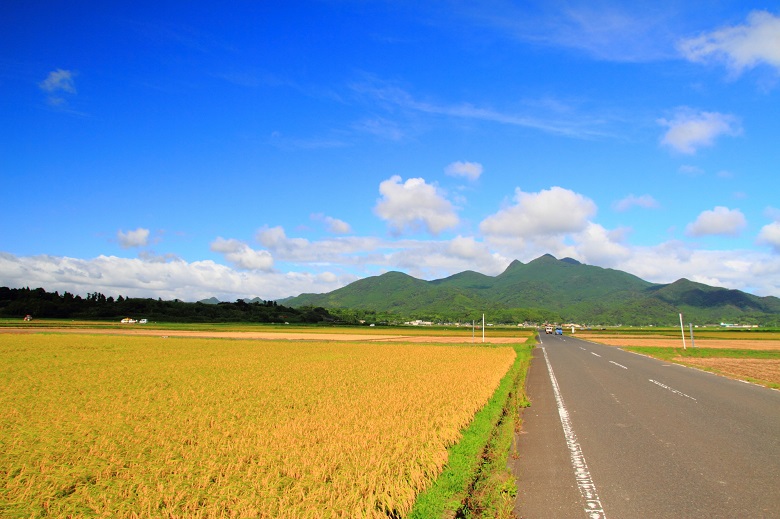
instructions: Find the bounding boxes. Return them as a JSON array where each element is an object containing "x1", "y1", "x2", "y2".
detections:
[{"x1": 0, "y1": 333, "x2": 516, "y2": 518}]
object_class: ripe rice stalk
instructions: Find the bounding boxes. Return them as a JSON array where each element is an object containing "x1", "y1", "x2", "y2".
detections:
[{"x1": 0, "y1": 334, "x2": 515, "y2": 517}]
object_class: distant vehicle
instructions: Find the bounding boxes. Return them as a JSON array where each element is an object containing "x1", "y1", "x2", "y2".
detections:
[
  {"x1": 555, "y1": 327, "x2": 563, "y2": 335},
  {"x1": 545, "y1": 325, "x2": 553, "y2": 334},
  {"x1": 139, "y1": 319, "x2": 148, "y2": 324}
]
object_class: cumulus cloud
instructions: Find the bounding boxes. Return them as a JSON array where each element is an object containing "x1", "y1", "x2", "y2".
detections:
[
  {"x1": 757, "y1": 222, "x2": 780, "y2": 250},
  {"x1": 210, "y1": 237, "x2": 273, "y2": 271},
  {"x1": 480, "y1": 186, "x2": 597, "y2": 239},
  {"x1": 613, "y1": 194, "x2": 659, "y2": 212},
  {"x1": 678, "y1": 10, "x2": 780, "y2": 75},
  {"x1": 572, "y1": 223, "x2": 631, "y2": 265},
  {"x1": 117, "y1": 228, "x2": 150, "y2": 248},
  {"x1": 658, "y1": 108, "x2": 741, "y2": 154},
  {"x1": 758, "y1": 220, "x2": 780, "y2": 252},
  {"x1": 445, "y1": 161, "x2": 483, "y2": 181},
  {"x1": 39, "y1": 69, "x2": 77, "y2": 106},
  {"x1": 685, "y1": 206, "x2": 747, "y2": 237},
  {"x1": 374, "y1": 175, "x2": 459, "y2": 235}
]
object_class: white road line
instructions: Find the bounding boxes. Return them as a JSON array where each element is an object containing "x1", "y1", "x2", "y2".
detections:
[
  {"x1": 609, "y1": 361, "x2": 628, "y2": 369},
  {"x1": 590, "y1": 352, "x2": 601, "y2": 357},
  {"x1": 649, "y1": 379, "x2": 697, "y2": 401},
  {"x1": 542, "y1": 347, "x2": 607, "y2": 519}
]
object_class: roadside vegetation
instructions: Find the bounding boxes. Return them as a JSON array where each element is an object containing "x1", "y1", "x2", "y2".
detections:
[{"x1": 410, "y1": 337, "x2": 534, "y2": 518}]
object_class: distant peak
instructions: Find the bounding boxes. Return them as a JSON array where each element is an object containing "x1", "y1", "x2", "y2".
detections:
[
  {"x1": 560, "y1": 257, "x2": 581, "y2": 265},
  {"x1": 530, "y1": 254, "x2": 558, "y2": 264}
]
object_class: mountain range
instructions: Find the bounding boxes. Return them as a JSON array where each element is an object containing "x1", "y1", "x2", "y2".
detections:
[{"x1": 282, "y1": 254, "x2": 780, "y2": 326}]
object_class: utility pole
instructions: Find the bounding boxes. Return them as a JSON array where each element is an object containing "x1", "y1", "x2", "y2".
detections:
[{"x1": 679, "y1": 313, "x2": 687, "y2": 350}]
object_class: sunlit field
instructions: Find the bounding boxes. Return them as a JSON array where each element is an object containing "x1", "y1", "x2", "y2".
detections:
[{"x1": 0, "y1": 333, "x2": 516, "y2": 518}]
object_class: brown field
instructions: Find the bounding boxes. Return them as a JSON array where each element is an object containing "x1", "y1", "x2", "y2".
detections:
[
  {"x1": 677, "y1": 357, "x2": 780, "y2": 386},
  {"x1": 581, "y1": 332, "x2": 780, "y2": 387},
  {"x1": 580, "y1": 334, "x2": 780, "y2": 350}
]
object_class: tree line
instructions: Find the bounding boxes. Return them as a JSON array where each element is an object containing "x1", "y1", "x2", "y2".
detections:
[{"x1": 0, "y1": 287, "x2": 335, "y2": 324}]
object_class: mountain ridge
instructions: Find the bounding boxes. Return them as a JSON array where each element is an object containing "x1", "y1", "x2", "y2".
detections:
[{"x1": 285, "y1": 255, "x2": 780, "y2": 326}]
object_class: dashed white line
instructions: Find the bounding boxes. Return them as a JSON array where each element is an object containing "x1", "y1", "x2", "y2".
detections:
[
  {"x1": 649, "y1": 379, "x2": 697, "y2": 401},
  {"x1": 542, "y1": 347, "x2": 607, "y2": 518},
  {"x1": 609, "y1": 361, "x2": 628, "y2": 369},
  {"x1": 590, "y1": 352, "x2": 601, "y2": 357}
]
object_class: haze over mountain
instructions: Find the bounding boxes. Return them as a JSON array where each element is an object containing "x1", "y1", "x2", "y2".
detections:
[{"x1": 285, "y1": 255, "x2": 780, "y2": 326}]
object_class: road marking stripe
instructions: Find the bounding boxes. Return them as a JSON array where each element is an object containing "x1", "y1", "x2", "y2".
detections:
[
  {"x1": 609, "y1": 361, "x2": 628, "y2": 369},
  {"x1": 649, "y1": 379, "x2": 697, "y2": 401},
  {"x1": 542, "y1": 347, "x2": 607, "y2": 519},
  {"x1": 590, "y1": 352, "x2": 601, "y2": 357}
]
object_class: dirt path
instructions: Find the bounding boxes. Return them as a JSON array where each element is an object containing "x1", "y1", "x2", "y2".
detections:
[{"x1": 0, "y1": 327, "x2": 523, "y2": 344}]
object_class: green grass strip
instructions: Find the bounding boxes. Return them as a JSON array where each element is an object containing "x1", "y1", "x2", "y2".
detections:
[{"x1": 409, "y1": 338, "x2": 534, "y2": 519}]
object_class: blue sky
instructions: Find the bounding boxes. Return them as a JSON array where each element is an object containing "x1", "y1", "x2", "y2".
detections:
[{"x1": 2, "y1": 1, "x2": 780, "y2": 302}]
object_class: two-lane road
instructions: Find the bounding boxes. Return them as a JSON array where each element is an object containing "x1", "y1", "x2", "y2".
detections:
[{"x1": 512, "y1": 332, "x2": 780, "y2": 518}]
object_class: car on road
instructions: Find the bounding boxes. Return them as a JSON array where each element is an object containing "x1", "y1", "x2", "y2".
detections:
[
  {"x1": 555, "y1": 327, "x2": 563, "y2": 335},
  {"x1": 545, "y1": 325, "x2": 553, "y2": 334}
]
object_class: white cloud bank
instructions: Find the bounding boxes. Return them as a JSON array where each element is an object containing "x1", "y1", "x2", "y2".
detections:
[
  {"x1": 679, "y1": 10, "x2": 780, "y2": 75},
  {"x1": 3, "y1": 186, "x2": 780, "y2": 302}
]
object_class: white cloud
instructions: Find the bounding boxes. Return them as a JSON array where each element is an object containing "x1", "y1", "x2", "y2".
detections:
[
  {"x1": 613, "y1": 194, "x2": 659, "y2": 212},
  {"x1": 685, "y1": 206, "x2": 747, "y2": 237},
  {"x1": 572, "y1": 223, "x2": 631, "y2": 265},
  {"x1": 39, "y1": 69, "x2": 76, "y2": 94},
  {"x1": 310, "y1": 213, "x2": 352, "y2": 234},
  {"x1": 117, "y1": 228, "x2": 150, "y2": 248},
  {"x1": 374, "y1": 175, "x2": 459, "y2": 235},
  {"x1": 658, "y1": 108, "x2": 741, "y2": 154},
  {"x1": 757, "y1": 222, "x2": 780, "y2": 252},
  {"x1": 39, "y1": 69, "x2": 77, "y2": 106},
  {"x1": 480, "y1": 186, "x2": 597, "y2": 238},
  {"x1": 210, "y1": 237, "x2": 273, "y2": 271},
  {"x1": 445, "y1": 161, "x2": 483, "y2": 181},
  {"x1": 325, "y1": 217, "x2": 351, "y2": 234},
  {"x1": 679, "y1": 10, "x2": 780, "y2": 75}
]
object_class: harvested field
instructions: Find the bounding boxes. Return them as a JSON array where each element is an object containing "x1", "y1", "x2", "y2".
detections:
[
  {"x1": 675, "y1": 357, "x2": 780, "y2": 386},
  {"x1": 581, "y1": 335, "x2": 780, "y2": 351}
]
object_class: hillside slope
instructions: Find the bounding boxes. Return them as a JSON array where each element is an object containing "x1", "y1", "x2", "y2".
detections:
[{"x1": 285, "y1": 255, "x2": 780, "y2": 325}]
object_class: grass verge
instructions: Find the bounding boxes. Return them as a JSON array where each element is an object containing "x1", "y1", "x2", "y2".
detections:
[{"x1": 409, "y1": 337, "x2": 534, "y2": 519}]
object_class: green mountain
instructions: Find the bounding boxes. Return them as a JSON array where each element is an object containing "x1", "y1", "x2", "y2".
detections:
[{"x1": 286, "y1": 255, "x2": 780, "y2": 326}]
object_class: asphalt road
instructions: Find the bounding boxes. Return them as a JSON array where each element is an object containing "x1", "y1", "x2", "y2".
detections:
[{"x1": 510, "y1": 332, "x2": 780, "y2": 518}]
